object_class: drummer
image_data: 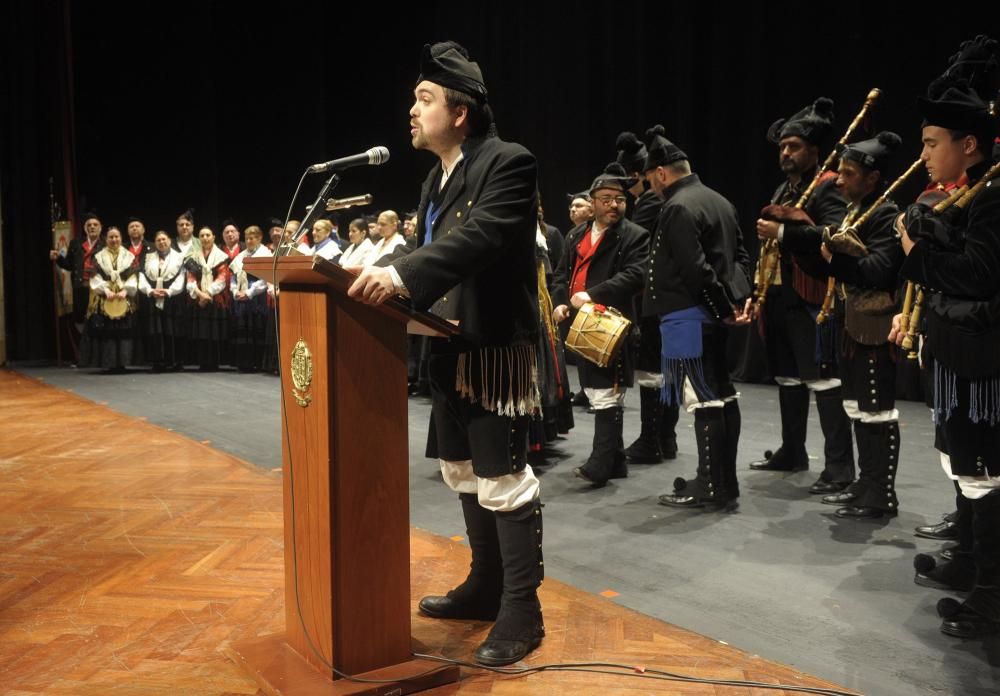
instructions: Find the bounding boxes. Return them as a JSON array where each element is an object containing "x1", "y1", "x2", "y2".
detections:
[{"x1": 551, "y1": 162, "x2": 650, "y2": 487}]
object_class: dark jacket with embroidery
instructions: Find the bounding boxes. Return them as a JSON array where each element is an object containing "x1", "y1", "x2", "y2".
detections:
[
  {"x1": 550, "y1": 217, "x2": 649, "y2": 322},
  {"x1": 641, "y1": 174, "x2": 751, "y2": 320},
  {"x1": 391, "y1": 134, "x2": 539, "y2": 351},
  {"x1": 55, "y1": 237, "x2": 105, "y2": 287},
  {"x1": 901, "y1": 159, "x2": 1000, "y2": 379}
]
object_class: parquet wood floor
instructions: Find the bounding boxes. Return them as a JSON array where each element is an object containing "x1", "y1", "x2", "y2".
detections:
[{"x1": 0, "y1": 370, "x2": 855, "y2": 695}]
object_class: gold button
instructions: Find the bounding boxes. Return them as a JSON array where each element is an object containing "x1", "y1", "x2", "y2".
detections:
[{"x1": 456, "y1": 212, "x2": 462, "y2": 218}]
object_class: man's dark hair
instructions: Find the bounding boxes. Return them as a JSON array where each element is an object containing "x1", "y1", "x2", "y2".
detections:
[
  {"x1": 949, "y1": 126, "x2": 996, "y2": 157},
  {"x1": 443, "y1": 87, "x2": 495, "y2": 137}
]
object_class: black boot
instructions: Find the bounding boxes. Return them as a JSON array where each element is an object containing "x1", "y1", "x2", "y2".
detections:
[
  {"x1": 749, "y1": 384, "x2": 809, "y2": 471},
  {"x1": 659, "y1": 407, "x2": 734, "y2": 511},
  {"x1": 575, "y1": 407, "x2": 627, "y2": 487},
  {"x1": 940, "y1": 490, "x2": 1000, "y2": 638},
  {"x1": 915, "y1": 491, "x2": 975, "y2": 591},
  {"x1": 659, "y1": 401, "x2": 679, "y2": 459},
  {"x1": 419, "y1": 493, "x2": 503, "y2": 620},
  {"x1": 722, "y1": 400, "x2": 741, "y2": 501},
  {"x1": 625, "y1": 387, "x2": 663, "y2": 463},
  {"x1": 834, "y1": 421, "x2": 899, "y2": 519},
  {"x1": 812, "y1": 386, "x2": 855, "y2": 490},
  {"x1": 474, "y1": 499, "x2": 545, "y2": 665}
]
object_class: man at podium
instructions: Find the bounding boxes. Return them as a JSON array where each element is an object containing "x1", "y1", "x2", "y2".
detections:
[{"x1": 348, "y1": 41, "x2": 544, "y2": 667}]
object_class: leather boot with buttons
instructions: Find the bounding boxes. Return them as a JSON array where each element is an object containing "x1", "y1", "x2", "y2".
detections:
[
  {"x1": 419, "y1": 493, "x2": 503, "y2": 621},
  {"x1": 474, "y1": 499, "x2": 545, "y2": 666}
]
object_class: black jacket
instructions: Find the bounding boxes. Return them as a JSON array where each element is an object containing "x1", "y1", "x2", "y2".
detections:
[
  {"x1": 630, "y1": 188, "x2": 661, "y2": 233},
  {"x1": 54, "y1": 236, "x2": 105, "y2": 287},
  {"x1": 543, "y1": 222, "x2": 564, "y2": 277},
  {"x1": 827, "y1": 196, "x2": 901, "y2": 292},
  {"x1": 551, "y1": 217, "x2": 648, "y2": 322},
  {"x1": 641, "y1": 174, "x2": 751, "y2": 320},
  {"x1": 901, "y1": 159, "x2": 1000, "y2": 379},
  {"x1": 776, "y1": 174, "x2": 848, "y2": 281},
  {"x1": 392, "y1": 134, "x2": 539, "y2": 350}
]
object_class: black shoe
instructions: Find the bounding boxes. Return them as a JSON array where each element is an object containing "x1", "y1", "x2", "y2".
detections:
[
  {"x1": 835, "y1": 505, "x2": 896, "y2": 519},
  {"x1": 474, "y1": 632, "x2": 543, "y2": 666},
  {"x1": 809, "y1": 479, "x2": 851, "y2": 495},
  {"x1": 658, "y1": 493, "x2": 703, "y2": 508},
  {"x1": 915, "y1": 519, "x2": 959, "y2": 541},
  {"x1": 574, "y1": 466, "x2": 607, "y2": 488},
  {"x1": 822, "y1": 491, "x2": 857, "y2": 506},
  {"x1": 940, "y1": 544, "x2": 958, "y2": 562},
  {"x1": 940, "y1": 606, "x2": 1000, "y2": 638},
  {"x1": 748, "y1": 448, "x2": 808, "y2": 472},
  {"x1": 913, "y1": 552, "x2": 976, "y2": 592},
  {"x1": 624, "y1": 438, "x2": 663, "y2": 464},
  {"x1": 418, "y1": 594, "x2": 499, "y2": 621}
]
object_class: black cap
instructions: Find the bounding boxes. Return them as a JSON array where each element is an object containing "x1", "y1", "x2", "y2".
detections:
[
  {"x1": 81, "y1": 211, "x2": 100, "y2": 225},
  {"x1": 841, "y1": 131, "x2": 902, "y2": 173},
  {"x1": 615, "y1": 131, "x2": 648, "y2": 174},
  {"x1": 767, "y1": 97, "x2": 836, "y2": 146},
  {"x1": 642, "y1": 125, "x2": 688, "y2": 171},
  {"x1": 127, "y1": 216, "x2": 143, "y2": 225},
  {"x1": 220, "y1": 218, "x2": 240, "y2": 230},
  {"x1": 417, "y1": 41, "x2": 488, "y2": 103},
  {"x1": 267, "y1": 217, "x2": 283, "y2": 229},
  {"x1": 919, "y1": 35, "x2": 999, "y2": 134},
  {"x1": 566, "y1": 191, "x2": 591, "y2": 205},
  {"x1": 589, "y1": 162, "x2": 637, "y2": 194}
]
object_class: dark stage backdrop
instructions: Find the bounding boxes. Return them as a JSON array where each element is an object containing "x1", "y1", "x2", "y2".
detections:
[{"x1": 3, "y1": 1, "x2": 997, "y2": 361}]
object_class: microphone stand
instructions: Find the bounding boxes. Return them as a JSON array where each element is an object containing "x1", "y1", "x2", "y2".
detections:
[{"x1": 277, "y1": 173, "x2": 341, "y2": 256}]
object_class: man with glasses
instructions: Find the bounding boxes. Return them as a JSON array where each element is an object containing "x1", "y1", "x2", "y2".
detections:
[{"x1": 552, "y1": 163, "x2": 649, "y2": 487}]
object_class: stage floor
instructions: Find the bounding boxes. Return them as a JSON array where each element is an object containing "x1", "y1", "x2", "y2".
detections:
[{"x1": 5, "y1": 365, "x2": 1000, "y2": 695}]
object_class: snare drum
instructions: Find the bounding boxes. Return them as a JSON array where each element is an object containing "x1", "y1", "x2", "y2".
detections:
[{"x1": 565, "y1": 302, "x2": 631, "y2": 368}]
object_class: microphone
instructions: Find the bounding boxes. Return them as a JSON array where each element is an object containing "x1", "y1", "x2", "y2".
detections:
[{"x1": 307, "y1": 146, "x2": 390, "y2": 174}]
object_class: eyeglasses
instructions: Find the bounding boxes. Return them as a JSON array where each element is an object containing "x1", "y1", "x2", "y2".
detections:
[{"x1": 594, "y1": 195, "x2": 627, "y2": 205}]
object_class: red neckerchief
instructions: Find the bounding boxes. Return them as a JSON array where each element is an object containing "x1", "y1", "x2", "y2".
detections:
[
  {"x1": 129, "y1": 241, "x2": 144, "y2": 269},
  {"x1": 223, "y1": 244, "x2": 240, "y2": 283},
  {"x1": 570, "y1": 224, "x2": 605, "y2": 297},
  {"x1": 82, "y1": 237, "x2": 99, "y2": 281}
]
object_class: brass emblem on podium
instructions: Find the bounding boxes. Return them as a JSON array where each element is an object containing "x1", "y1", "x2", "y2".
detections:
[{"x1": 290, "y1": 338, "x2": 313, "y2": 407}]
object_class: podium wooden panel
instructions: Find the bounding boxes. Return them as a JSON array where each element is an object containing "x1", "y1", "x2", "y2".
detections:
[{"x1": 228, "y1": 256, "x2": 460, "y2": 695}]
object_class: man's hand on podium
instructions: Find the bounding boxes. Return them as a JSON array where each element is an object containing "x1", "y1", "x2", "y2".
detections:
[{"x1": 346, "y1": 265, "x2": 396, "y2": 305}]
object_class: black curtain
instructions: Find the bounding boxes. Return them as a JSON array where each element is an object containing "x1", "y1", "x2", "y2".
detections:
[{"x1": 3, "y1": 0, "x2": 995, "y2": 361}]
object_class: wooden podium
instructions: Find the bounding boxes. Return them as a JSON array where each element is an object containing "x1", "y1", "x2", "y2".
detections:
[{"x1": 225, "y1": 255, "x2": 461, "y2": 695}]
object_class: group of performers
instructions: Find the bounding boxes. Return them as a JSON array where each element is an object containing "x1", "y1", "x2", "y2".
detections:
[
  {"x1": 50, "y1": 35, "x2": 1000, "y2": 664},
  {"x1": 51, "y1": 211, "x2": 282, "y2": 373}
]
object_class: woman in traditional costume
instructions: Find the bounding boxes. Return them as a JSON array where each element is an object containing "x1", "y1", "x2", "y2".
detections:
[
  {"x1": 185, "y1": 226, "x2": 231, "y2": 371},
  {"x1": 228, "y1": 225, "x2": 273, "y2": 371},
  {"x1": 80, "y1": 226, "x2": 138, "y2": 372},
  {"x1": 138, "y1": 230, "x2": 186, "y2": 371}
]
